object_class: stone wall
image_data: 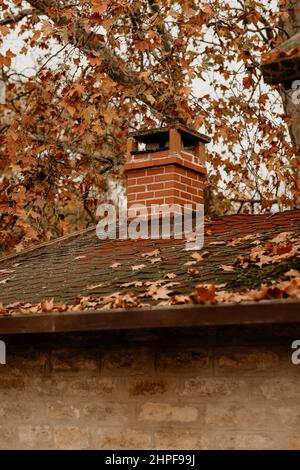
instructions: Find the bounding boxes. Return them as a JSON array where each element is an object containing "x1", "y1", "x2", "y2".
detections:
[{"x1": 0, "y1": 324, "x2": 300, "y2": 450}]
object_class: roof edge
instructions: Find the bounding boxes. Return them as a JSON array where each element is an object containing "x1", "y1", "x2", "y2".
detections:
[
  {"x1": 0, "y1": 300, "x2": 299, "y2": 335},
  {"x1": 129, "y1": 124, "x2": 211, "y2": 143}
]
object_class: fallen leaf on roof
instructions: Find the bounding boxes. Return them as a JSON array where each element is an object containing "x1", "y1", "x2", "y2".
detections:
[
  {"x1": 86, "y1": 283, "x2": 103, "y2": 290},
  {"x1": 6, "y1": 302, "x2": 24, "y2": 309},
  {"x1": 0, "y1": 278, "x2": 11, "y2": 285},
  {"x1": 158, "y1": 294, "x2": 190, "y2": 306},
  {"x1": 191, "y1": 284, "x2": 217, "y2": 304},
  {"x1": 0, "y1": 307, "x2": 10, "y2": 315},
  {"x1": 184, "y1": 260, "x2": 197, "y2": 266},
  {"x1": 142, "y1": 249, "x2": 160, "y2": 257},
  {"x1": 144, "y1": 285, "x2": 173, "y2": 300},
  {"x1": 41, "y1": 299, "x2": 54, "y2": 312},
  {"x1": 132, "y1": 264, "x2": 146, "y2": 271},
  {"x1": 13, "y1": 263, "x2": 21, "y2": 267},
  {"x1": 270, "y1": 232, "x2": 294, "y2": 244},
  {"x1": 283, "y1": 277, "x2": 300, "y2": 297},
  {"x1": 209, "y1": 241, "x2": 226, "y2": 246},
  {"x1": 227, "y1": 234, "x2": 258, "y2": 246},
  {"x1": 191, "y1": 251, "x2": 210, "y2": 262},
  {"x1": 188, "y1": 267, "x2": 199, "y2": 275},
  {"x1": 251, "y1": 239, "x2": 262, "y2": 245},
  {"x1": 164, "y1": 282, "x2": 180, "y2": 288},
  {"x1": 101, "y1": 292, "x2": 148, "y2": 309},
  {"x1": 285, "y1": 269, "x2": 300, "y2": 278},
  {"x1": 238, "y1": 236, "x2": 300, "y2": 268},
  {"x1": 0, "y1": 269, "x2": 15, "y2": 274},
  {"x1": 119, "y1": 281, "x2": 144, "y2": 288},
  {"x1": 20, "y1": 305, "x2": 40, "y2": 314},
  {"x1": 171, "y1": 295, "x2": 191, "y2": 304},
  {"x1": 149, "y1": 257, "x2": 162, "y2": 264},
  {"x1": 110, "y1": 262, "x2": 121, "y2": 268},
  {"x1": 220, "y1": 265, "x2": 235, "y2": 272},
  {"x1": 74, "y1": 255, "x2": 86, "y2": 260},
  {"x1": 164, "y1": 273, "x2": 177, "y2": 279}
]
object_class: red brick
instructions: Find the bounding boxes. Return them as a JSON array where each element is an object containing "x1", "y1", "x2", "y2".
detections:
[
  {"x1": 136, "y1": 176, "x2": 154, "y2": 184},
  {"x1": 155, "y1": 189, "x2": 178, "y2": 198},
  {"x1": 145, "y1": 197, "x2": 165, "y2": 205},
  {"x1": 147, "y1": 168, "x2": 165, "y2": 176},
  {"x1": 154, "y1": 174, "x2": 180, "y2": 183},
  {"x1": 147, "y1": 183, "x2": 163, "y2": 191},
  {"x1": 127, "y1": 185, "x2": 146, "y2": 194},
  {"x1": 127, "y1": 170, "x2": 145, "y2": 178},
  {"x1": 135, "y1": 192, "x2": 154, "y2": 200}
]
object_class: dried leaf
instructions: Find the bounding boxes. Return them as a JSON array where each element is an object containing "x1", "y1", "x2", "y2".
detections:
[
  {"x1": 40, "y1": 298, "x2": 54, "y2": 312},
  {"x1": 132, "y1": 264, "x2": 146, "y2": 271},
  {"x1": 0, "y1": 269, "x2": 15, "y2": 274},
  {"x1": 110, "y1": 262, "x2": 121, "y2": 268},
  {"x1": 220, "y1": 265, "x2": 235, "y2": 272},
  {"x1": 285, "y1": 269, "x2": 300, "y2": 279},
  {"x1": 86, "y1": 283, "x2": 103, "y2": 290},
  {"x1": 270, "y1": 232, "x2": 294, "y2": 244},
  {"x1": 149, "y1": 257, "x2": 162, "y2": 264},
  {"x1": 142, "y1": 249, "x2": 160, "y2": 258},
  {"x1": 190, "y1": 251, "x2": 210, "y2": 262},
  {"x1": 164, "y1": 273, "x2": 177, "y2": 279}
]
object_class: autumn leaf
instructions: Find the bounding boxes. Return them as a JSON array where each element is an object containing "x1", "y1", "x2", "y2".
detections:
[
  {"x1": 270, "y1": 232, "x2": 294, "y2": 244},
  {"x1": 285, "y1": 270, "x2": 300, "y2": 279},
  {"x1": 132, "y1": 264, "x2": 146, "y2": 271},
  {"x1": 40, "y1": 298, "x2": 54, "y2": 312},
  {"x1": 191, "y1": 284, "x2": 216, "y2": 304},
  {"x1": 110, "y1": 262, "x2": 121, "y2": 268},
  {"x1": 0, "y1": 269, "x2": 15, "y2": 274},
  {"x1": 164, "y1": 273, "x2": 177, "y2": 279},
  {"x1": 149, "y1": 257, "x2": 162, "y2": 264},
  {"x1": 220, "y1": 265, "x2": 235, "y2": 272},
  {"x1": 188, "y1": 267, "x2": 199, "y2": 275},
  {"x1": 86, "y1": 283, "x2": 103, "y2": 290},
  {"x1": 119, "y1": 281, "x2": 144, "y2": 287},
  {"x1": 190, "y1": 251, "x2": 210, "y2": 262},
  {"x1": 142, "y1": 249, "x2": 160, "y2": 257}
]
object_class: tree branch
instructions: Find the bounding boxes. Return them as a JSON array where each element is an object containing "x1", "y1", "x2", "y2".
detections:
[
  {"x1": 0, "y1": 9, "x2": 39, "y2": 26},
  {"x1": 26, "y1": 0, "x2": 140, "y2": 86}
]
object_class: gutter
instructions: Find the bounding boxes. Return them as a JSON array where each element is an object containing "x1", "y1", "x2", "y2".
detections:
[{"x1": 0, "y1": 300, "x2": 299, "y2": 335}]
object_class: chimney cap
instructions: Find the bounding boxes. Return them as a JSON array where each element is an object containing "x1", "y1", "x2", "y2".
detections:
[{"x1": 129, "y1": 123, "x2": 211, "y2": 144}]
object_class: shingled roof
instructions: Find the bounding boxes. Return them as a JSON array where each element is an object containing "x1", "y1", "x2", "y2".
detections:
[
  {"x1": 0, "y1": 209, "x2": 299, "y2": 311},
  {"x1": 0, "y1": 210, "x2": 299, "y2": 333},
  {"x1": 261, "y1": 32, "x2": 300, "y2": 87}
]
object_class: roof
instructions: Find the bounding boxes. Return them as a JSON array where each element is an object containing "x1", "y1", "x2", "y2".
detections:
[
  {"x1": 0, "y1": 210, "x2": 299, "y2": 334},
  {"x1": 129, "y1": 123, "x2": 211, "y2": 144},
  {"x1": 261, "y1": 32, "x2": 300, "y2": 86}
]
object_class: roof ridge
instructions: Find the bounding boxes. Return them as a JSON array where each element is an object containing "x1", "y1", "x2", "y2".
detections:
[
  {"x1": 0, "y1": 209, "x2": 298, "y2": 265},
  {"x1": 0, "y1": 224, "x2": 97, "y2": 264}
]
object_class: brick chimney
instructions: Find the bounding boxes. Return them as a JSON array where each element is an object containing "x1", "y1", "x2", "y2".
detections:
[{"x1": 124, "y1": 124, "x2": 209, "y2": 217}]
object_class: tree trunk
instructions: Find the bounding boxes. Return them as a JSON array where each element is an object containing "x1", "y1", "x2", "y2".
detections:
[{"x1": 280, "y1": 1, "x2": 300, "y2": 203}]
